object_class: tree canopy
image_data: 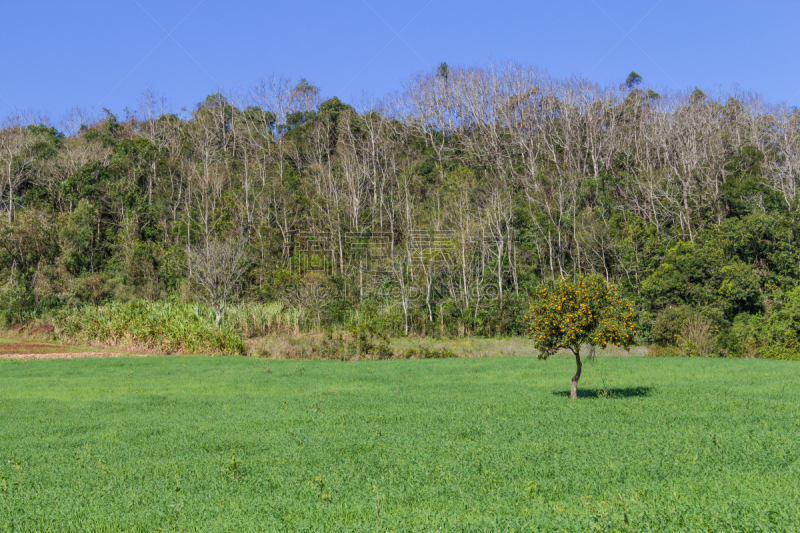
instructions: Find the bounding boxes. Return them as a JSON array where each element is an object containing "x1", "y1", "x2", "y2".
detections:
[{"x1": 527, "y1": 276, "x2": 636, "y2": 398}]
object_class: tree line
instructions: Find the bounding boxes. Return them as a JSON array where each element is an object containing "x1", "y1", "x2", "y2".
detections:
[{"x1": 1, "y1": 63, "x2": 799, "y2": 355}]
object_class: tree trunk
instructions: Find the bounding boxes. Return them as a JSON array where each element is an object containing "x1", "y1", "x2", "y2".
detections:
[{"x1": 570, "y1": 351, "x2": 582, "y2": 399}]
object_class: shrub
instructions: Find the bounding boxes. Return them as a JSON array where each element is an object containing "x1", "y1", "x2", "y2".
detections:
[
  {"x1": 720, "y1": 313, "x2": 760, "y2": 358},
  {"x1": 756, "y1": 345, "x2": 800, "y2": 361},
  {"x1": 718, "y1": 261, "x2": 762, "y2": 317},
  {"x1": 308, "y1": 330, "x2": 394, "y2": 361},
  {"x1": 681, "y1": 313, "x2": 715, "y2": 357},
  {"x1": 650, "y1": 307, "x2": 687, "y2": 347},
  {"x1": 311, "y1": 338, "x2": 353, "y2": 361},
  {"x1": 65, "y1": 274, "x2": 113, "y2": 306},
  {"x1": 741, "y1": 287, "x2": 800, "y2": 360},
  {"x1": 649, "y1": 308, "x2": 717, "y2": 357},
  {"x1": 402, "y1": 346, "x2": 459, "y2": 359},
  {"x1": 0, "y1": 280, "x2": 34, "y2": 326}
]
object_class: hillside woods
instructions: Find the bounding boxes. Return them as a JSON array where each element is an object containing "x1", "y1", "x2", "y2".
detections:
[{"x1": 1, "y1": 65, "x2": 799, "y2": 357}]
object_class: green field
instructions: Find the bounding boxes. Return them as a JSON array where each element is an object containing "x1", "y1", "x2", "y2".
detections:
[{"x1": 1, "y1": 356, "x2": 798, "y2": 531}]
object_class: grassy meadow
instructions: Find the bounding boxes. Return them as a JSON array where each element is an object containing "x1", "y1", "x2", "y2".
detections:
[{"x1": 1, "y1": 355, "x2": 798, "y2": 531}]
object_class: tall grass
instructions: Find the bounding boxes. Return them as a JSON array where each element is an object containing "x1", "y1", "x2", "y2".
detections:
[
  {"x1": 53, "y1": 301, "x2": 245, "y2": 355},
  {"x1": 53, "y1": 301, "x2": 306, "y2": 356},
  {"x1": 224, "y1": 302, "x2": 304, "y2": 337}
]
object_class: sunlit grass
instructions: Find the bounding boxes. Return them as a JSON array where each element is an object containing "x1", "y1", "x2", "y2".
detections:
[{"x1": 1, "y1": 356, "x2": 798, "y2": 531}]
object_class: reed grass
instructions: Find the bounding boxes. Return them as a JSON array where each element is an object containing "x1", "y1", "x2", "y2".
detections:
[
  {"x1": 223, "y1": 302, "x2": 304, "y2": 337},
  {"x1": 53, "y1": 301, "x2": 245, "y2": 355}
]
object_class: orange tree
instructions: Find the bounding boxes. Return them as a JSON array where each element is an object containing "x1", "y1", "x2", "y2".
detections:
[{"x1": 527, "y1": 276, "x2": 637, "y2": 399}]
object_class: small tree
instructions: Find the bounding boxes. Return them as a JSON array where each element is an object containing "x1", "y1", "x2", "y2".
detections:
[
  {"x1": 187, "y1": 238, "x2": 250, "y2": 327},
  {"x1": 527, "y1": 276, "x2": 636, "y2": 399}
]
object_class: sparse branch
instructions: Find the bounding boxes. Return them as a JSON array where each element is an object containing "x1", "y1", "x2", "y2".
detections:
[{"x1": 187, "y1": 238, "x2": 251, "y2": 326}]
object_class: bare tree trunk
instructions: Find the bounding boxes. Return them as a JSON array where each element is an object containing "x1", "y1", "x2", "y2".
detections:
[
  {"x1": 570, "y1": 350, "x2": 582, "y2": 399},
  {"x1": 6, "y1": 173, "x2": 12, "y2": 223}
]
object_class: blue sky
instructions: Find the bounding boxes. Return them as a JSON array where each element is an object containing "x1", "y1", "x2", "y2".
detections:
[{"x1": 1, "y1": 0, "x2": 798, "y2": 123}]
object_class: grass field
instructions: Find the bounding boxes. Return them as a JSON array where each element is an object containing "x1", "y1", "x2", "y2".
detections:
[{"x1": 1, "y1": 355, "x2": 798, "y2": 531}]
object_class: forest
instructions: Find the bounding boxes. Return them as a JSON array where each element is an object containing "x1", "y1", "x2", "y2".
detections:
[{"x1": 2, "y1": 64, "x2": 799, "y2": 358}]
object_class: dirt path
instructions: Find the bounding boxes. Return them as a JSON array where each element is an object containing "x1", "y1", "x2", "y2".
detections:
[
  {"x1": 0, "y1": 351, "x2": 149, "y2": 360},
  {"x1": 0, "y1": 339, "x2": 148, "y2": 360}
]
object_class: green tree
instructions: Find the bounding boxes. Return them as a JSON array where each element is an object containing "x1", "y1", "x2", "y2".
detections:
[
  {"x1": 58, "y1": 199, "x2": 99, "y2": 275},
  {"x1": 720, "y1": 146, "x2": 775, "y2": 218},
  {"x1": 623, "y1": 71, "x2": 643, "y2": 91},
  {"x1": 690, "y1": 87, "x2": 706, "y2": 104},
  {"x1": 718, "y1": 261, "x2": 761, "y2": 318},
  {"x1": 641, "y1": 241, "x2": 725, "y2": 309},
  {"x1": 739, "y1": 287, "x2": 800, "y2": 360},
  {"x1": 0, "y1": 209, "x2": 58, "y2": 277},
  {"x1": 527, "y1": 276, "x2": 636, "y2": 399},
  {"x1": 437, "y1": 62, "x2": 450, "y2": 84},
  {"x1": 0, "y1": 274, "x2": 33, "y2": 325}
]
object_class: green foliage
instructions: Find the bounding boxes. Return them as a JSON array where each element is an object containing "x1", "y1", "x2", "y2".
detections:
[
  {"x1": 337, "y1": 320, "x2": 393, "y2": 360},
  {"x1": 0, "y1": 209, "x2": 58, "y2": 276},
  {"x1": 472, "y1": 294, "x2": 529, "y2": 336},
  {"x1": 57, "y1": 200, "x2": 99, "y2": 275},
  {"x1": 623, "y1": 71, "x2": 642, "y2": 91},
  {"x1": 716, "y1": 214, "x2": 800, "y2": 291},
  {"x1": 644, "y1": 88, "x2": 660, "y2": 99},
  {"x1": 351, "y1": 321, "x2": 393, "y2": 360},
  {"x1": 0, "y1": 356, "x2": 799, "y2": 530},
  {"x1": 743, "y1": 287, "x2": 800, "y2": 360},
  {"x1": 310, "y1": 333, "x2": 393, "y2": 361},
  {"x1": 0, "y1": 279, "x2": 34, "y2": 326},
  {"x1": 62, "y1": 161, "x2": 113, "y2": 207},
  {"x1": 642, "y1": 241, "x2": 724, "y2": 309},
  {"x1": 1, "y1": 71, "x2": 799, "y2": 348},
  {"x1": 650, "y1": 306, "x2": 687, "y2": 347},
  {"x1": 690, "y1": 87, "x2": 706, "y2": 104},
  {"x1": 309, "y1": 336, "x2": 357, "y2": 361},
  {"x1": 349, "y1": 300, "x2": 404, "y2": 338},
  {"x1": 437, "y1": 62, "x2": 450, "y2": 83},
  {"x1": 718, "y1": 312, "x2": 762, "y2": 359},
  {"x1": 718, "y1": 261, "x2": 762, "y2": 317},
  {"x1": 63, "y1": 273, "x2": 115, "y2": 306},
  {"x1": 81, "y1": 109, "x2": 121, "y2": 146},
  {"x1": 720, "y1": 145, "x2": 777, "y2": 217},
  {"x1": 650, "y1": 306, "x2": 723, "y2": 357},
  {"x1": 53, "y1": 301, "x2": 245, "y2": 355}
]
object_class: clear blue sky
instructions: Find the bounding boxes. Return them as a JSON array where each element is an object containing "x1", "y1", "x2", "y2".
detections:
[{"x1": 1, "y1": 0, "x2": 798, "y2": 123}]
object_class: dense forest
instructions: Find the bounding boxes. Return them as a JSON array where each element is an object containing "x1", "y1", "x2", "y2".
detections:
[{"x1": 2, "y1": 64, "x2": 800, "y2": 357}]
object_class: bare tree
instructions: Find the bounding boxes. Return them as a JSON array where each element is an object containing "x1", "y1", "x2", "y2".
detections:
[
  {"x1": 60, "y1": 106, "x2": 97, "y2": 138},
  {"x1": 763, "y1": 105, "x2": 800, "y2": 210},
  {"x1": 247, "y1": 76, "x2": 316, "y2": 258},
  {"x1": 0, "y1": 120, "x2": 37, "y2": 222},
  {"x1": 38, "y1": 137, "x2": 110, "y2": 212},
  {"x1": 187, "y1": 238, "x2": 250, "y2": 326}
]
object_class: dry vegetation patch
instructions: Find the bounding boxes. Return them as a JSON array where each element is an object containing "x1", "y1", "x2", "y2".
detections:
[
  {"x1": 245, "y1": 334, "x2": 649, "y2": 359},
  {"x1": 0, "y1": 338, "x2": 145, "y2": 360}
]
